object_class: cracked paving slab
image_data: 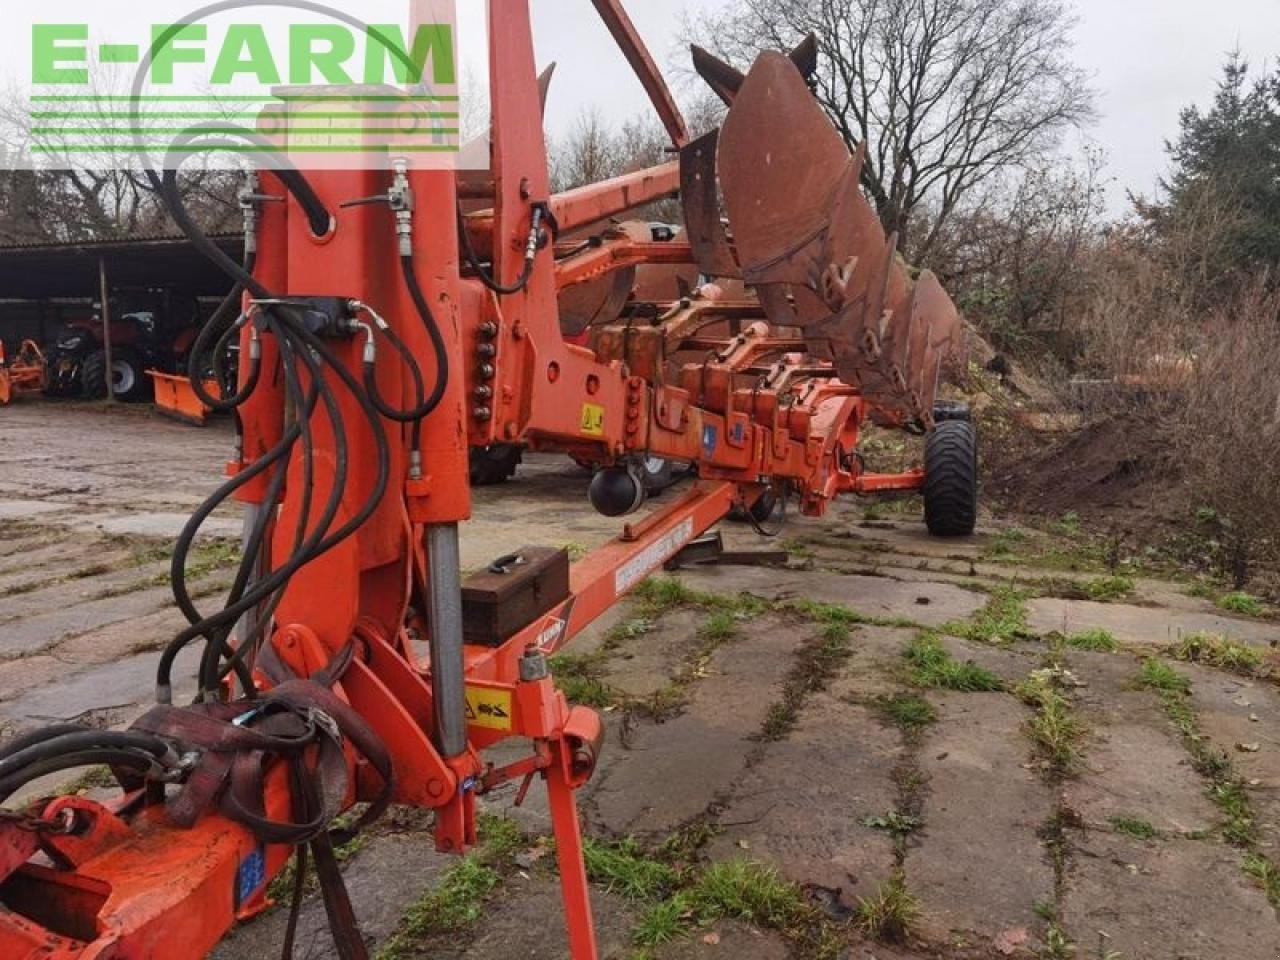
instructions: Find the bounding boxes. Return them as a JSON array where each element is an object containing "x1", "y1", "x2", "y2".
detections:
[
  {"x1": 706, "y1": 691, "x2": 899, "y2": 910},
  {"x1": 908, "y1": 692, "x2": 1055, "y2": 947},
  {"x1": 585, "y1": 616, "x2": 789, "y2": 838},
  {"x1": 678, "y1": 566, "x2": 985, "y2": 629},
  {"x1": 1063, "y1": 832, "x2": 1277, "y2": 959},
  {"x1": 1027, "y1": 595, "x2": 1279, "y2": 649},
  {"x1": 1067, "y1": 650, "x2": 1218, "y2": 836}
]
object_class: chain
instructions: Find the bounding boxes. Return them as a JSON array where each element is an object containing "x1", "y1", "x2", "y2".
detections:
[{"x1": 0, "y1": 805, "x2": 78, "y2": 835}]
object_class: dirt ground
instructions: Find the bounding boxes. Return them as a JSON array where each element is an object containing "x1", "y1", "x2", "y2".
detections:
[{"x1": 3, "y1": 402, "x2": 1280, "y2": 959}]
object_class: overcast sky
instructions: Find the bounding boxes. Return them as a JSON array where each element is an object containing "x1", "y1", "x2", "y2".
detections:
[
  {"x1": 5, "y1": 1, "x2": 1280, "y2": 214},
  {"x1": 532, "y1": 0, "x2": 1280, "y2": 214}
]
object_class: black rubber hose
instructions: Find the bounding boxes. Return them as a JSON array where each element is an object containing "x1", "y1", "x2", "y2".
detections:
[
  {"x1": 456, "y1": 204, "x2": 537, "y2": 295},
  {"x1": 153, "y1": 133, "x2": 391, "y2": 701},
  {"x1": 0, "y1": 750, "x2": 164, "y2": 804},
  {"x1": 400, "y1": 255, "x2": 450, "y2": 418},
  {"x1": 195, "y1": 328, "x2": 321, "y2": 697},
  {"x1": 157, "y1": 128, "x2": 332, "y2": 239},
  {"x1": 158, "y1": 328, "x2": 355, "y2": 702},
  {"x1": 157, "y1": 319, "x2": 390, "y2": 701},
  {"x1": 0, "y1": 730, "x2": 171, "y2": 781},
  {"x1": 169, "y1": 389, "x2": 309, "y2": 627},
  {"x1": 0, "y1": 724, "x2": 98, "y2": 760}
]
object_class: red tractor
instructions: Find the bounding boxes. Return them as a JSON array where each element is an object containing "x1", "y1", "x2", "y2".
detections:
[{"x1": 41, "y1": 291, "x2": 203, "y2": 401}]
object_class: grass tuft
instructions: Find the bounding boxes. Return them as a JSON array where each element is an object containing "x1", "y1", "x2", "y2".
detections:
[
  {"x1": 1137, "y1": 658, "x2": 1190, "y2": 694},
  {"x1": 1062, "y1": 628, "x2": 1120, "y2": 652},
  {"x1": 855, "y1": 870, "x2": 920, "y2": 943},
  {"x1": 905, "y1": 633, "x2": 1003, "y2": 692},
  {"x1": 944, "y1": 585, "x2": 1033, "y2": 645},
  {"x1": 1017, "y1": 669, "x2": 1086, "y2": 776},
  {"x1": 1110, "y1": 815, "x2": 1161, "y2": 840},
  {"x1": 1174, "y1": 633, "x2": 1264, "y2": 673},
  {"x1": 1243, "y1": 854, "x2": 1280, "y2": 907},
  {"x1": 758, "y1": 621, "x2": 854, "y2": 741},
  {"x1": 549, "y1": 651, "x2": 616, "y2": 708},
  {"x1": 631, "y1": 859, "x2": 809, "y2": 948},
  {"x1": 583, "y1": 837, "x2": 679, "y2": 901},
  {"x1": 698, "y1": 611, "x2": 739, "y2": 644},
  {"x1": 1083, "y1": 575, "x2": 1136, "y2": 602},
  {"x1": 376, "y1": 816, "x2": 522, "y2": 959},
  {"x1": 876, "y1": 693, "x2": 937, "y2": 738},
  {"x1": 1218, "y1": 592, "x2": 1265, "y2": 617}
]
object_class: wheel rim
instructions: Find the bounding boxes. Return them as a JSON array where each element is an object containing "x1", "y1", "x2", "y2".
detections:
[{"x1": 111, "y1": 361, "x2": 135, "y2": 395}]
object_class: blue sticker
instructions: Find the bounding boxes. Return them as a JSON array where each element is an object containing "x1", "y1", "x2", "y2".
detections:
[
  {"x1": 236, "y1": 846, "x2": 266, "y2": 908},
  {"x1": 702, "y1": 425, "x2": 718, "y2": 454}
]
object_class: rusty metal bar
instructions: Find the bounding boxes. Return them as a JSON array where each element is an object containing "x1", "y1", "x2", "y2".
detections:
[{"x1": 589, "y1": 0, "x2": 689, "y2": 147}]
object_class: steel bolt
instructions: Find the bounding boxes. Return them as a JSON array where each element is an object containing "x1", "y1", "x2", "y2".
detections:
[
  {"x1": 519, "y1": 646, "x2": 549, "y2": 682},
  {"x1": 473, "y1": 406, "x2": 493, "y2": 421}
]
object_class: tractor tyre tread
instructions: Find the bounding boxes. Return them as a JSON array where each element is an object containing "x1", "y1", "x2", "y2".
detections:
[{"x1": 924, "y1": 419, "x2": 979, "y2": 537}]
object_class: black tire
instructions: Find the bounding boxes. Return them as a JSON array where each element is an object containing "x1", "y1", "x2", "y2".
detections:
[
  {"x1": 924, "y1": 420, "x2": 979, "y2": 537},
  {"x1": 82, "y1": 349, "x2": 147, "y2": 401},
  {"x1": 933, "y1": 400, "x2": 971, "y2": 423},
  {"x1": 469, "y1": 444, "x2": 523, "y2": 486}
]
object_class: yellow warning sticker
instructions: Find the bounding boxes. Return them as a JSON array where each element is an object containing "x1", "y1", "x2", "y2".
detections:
[
  {"x1": 464, "y1": 686, "x2": 514, "y2": 731},
  {"x1": 580, "y1": 403, "x2": 605, "y2": 437}
]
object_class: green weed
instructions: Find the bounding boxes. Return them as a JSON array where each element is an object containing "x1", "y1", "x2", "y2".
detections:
[
  {"x1": 855, "y1": 870, "x2": 920, "y2": 944},
  {"x1": 376, "y1": 816, "x2": 523, "y2": 959},
  {"x1": 1174, "y1": 633, "x2": 1264, "y2": 673},
  {"x1": 1218, "y1": 592, "x2": 1264, "y2": 617},
  {"x1": 583, "y1": 837, "x2": 679, "y2": 901},
  {"x1": 759, "y1": 622, "x2": 854, "y2": 741},
  {"x1": 1083, "y1": 575, "x2": 1136, "y2": 602},
  {"x1": 549, "y1": 652, "x2": 616, "y2": 709},
  {"x1": 1017, "y1": 670, "x2": 1086, "y2": 776},
  {"x1": 1110, "y1": 815, "x2": 1161, "y2": 840},
  {"x1": 1243, "y1": 854, "x2": 1280, "y2": 907},
  {"x1": 1062, "y1": 628, "x2": 1120, "y2": 652},
  {"x1": 1137, "y1": 658, "x2": 1190, "y2": 694},
  {"x1": 945, "y1": 585, "x2": 1033, "y2": 644},
  {"x1": 905, "y1": 633, "x2": 1003, "y2": 692},
  {"x1": 876, "y1": 693, "x2": 937, "y2": 738}
]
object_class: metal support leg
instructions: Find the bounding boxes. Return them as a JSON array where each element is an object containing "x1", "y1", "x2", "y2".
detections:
[
  {"x1": 426, "y1": 523, "x2": 467, "y2": 758},
  {"x1": 546, "y1": 744, "x2": 599, "y2": 960}
]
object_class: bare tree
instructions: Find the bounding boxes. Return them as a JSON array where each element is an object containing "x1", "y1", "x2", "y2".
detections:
[
  {"x1": 550, "y1": 108, "x2": 624, "y2": 192},
  {"x1": 685, "y1": 0, "x2": 1095, "y2": 261},
  {"x1": 929, "y1": 146, "x2": 1105, "y2": 356}
]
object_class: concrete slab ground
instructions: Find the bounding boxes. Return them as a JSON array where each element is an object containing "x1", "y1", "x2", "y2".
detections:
[{"x1": 2, "y1": 403, "x2": 1279, "y2": 958}]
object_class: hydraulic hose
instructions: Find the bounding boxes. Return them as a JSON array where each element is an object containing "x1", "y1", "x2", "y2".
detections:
[{"x1": 456, "y1": 203, "x2": 550, "y2": 295}]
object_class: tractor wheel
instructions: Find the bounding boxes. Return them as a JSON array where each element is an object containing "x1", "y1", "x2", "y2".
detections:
[
  {"x1": 83, "y1": 350, "x2": 147, "y2": 402},
  {"x1": 923, "y1": 419, "x2": 979, "y2": 537},
  {"x1": 932, "y1": 400, "x2": 972, "y2": 423},
  {"x1": 469, "y1": 444, "x2": 523, "y2": 486}
]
